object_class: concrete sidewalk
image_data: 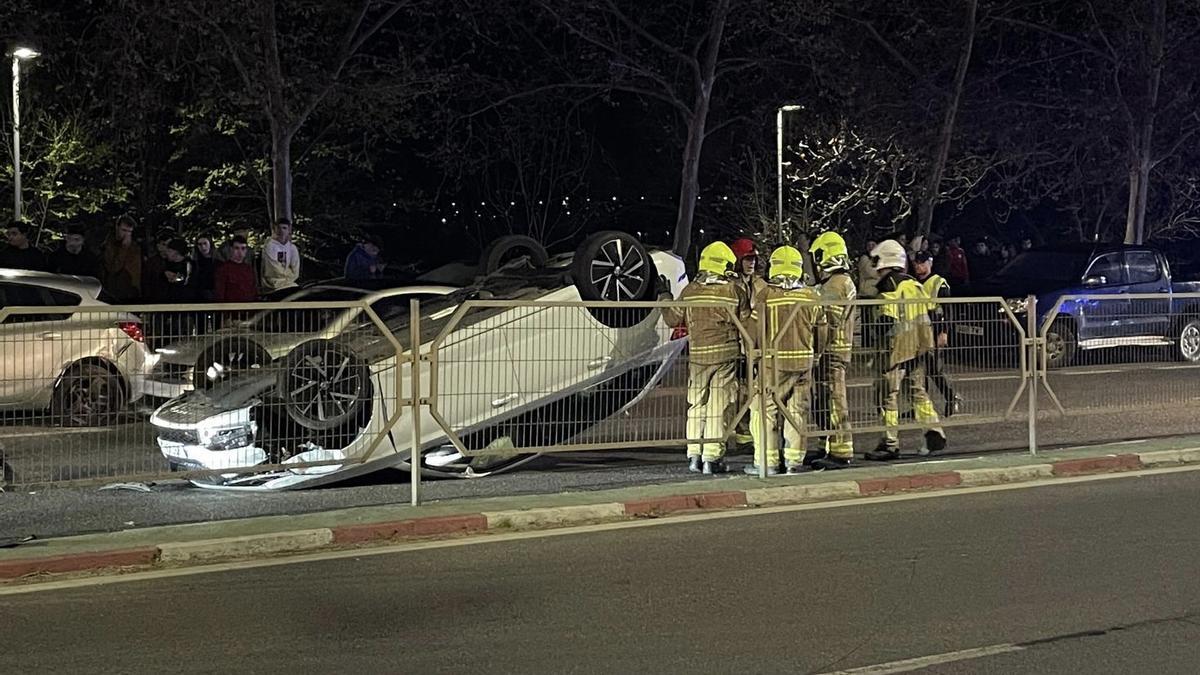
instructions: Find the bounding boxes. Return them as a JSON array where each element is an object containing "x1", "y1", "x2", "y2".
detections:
[{"x1": 3, "y1": 435, "x2": 1199, "y2": 581}]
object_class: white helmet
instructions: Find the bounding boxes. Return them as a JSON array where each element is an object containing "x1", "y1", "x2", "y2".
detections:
[{"x1": 871, "y1": 239, "x2": 907, "y2": 271}]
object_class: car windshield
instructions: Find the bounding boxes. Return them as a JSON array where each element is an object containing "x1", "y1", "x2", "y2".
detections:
[
  {"x1": 249, "y1": 288, "x2": 367, "y2": 333},
  {"x1": 994, "y1": 250, "x2": 1091, "y2": 284}
]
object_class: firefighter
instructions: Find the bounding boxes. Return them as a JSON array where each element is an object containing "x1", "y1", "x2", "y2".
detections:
[
  {"x1": 663, "y1": 242, "x2": 749, "y2": 474},
  {"x1": 912, "y1": 250, "x2": 961, "y2": 417},
  {"x1": 729, "y1": 237, "x2": 762, "y2": 450},
  {"x1": 865, "y1": 240, "x2": 947, "y2": 460},
  {"x1": 743, "y1": 246, "x2": 823, "y2": 475},
  {"x1": 807, "y1": 231, "x2": 857, "y2": 470}
]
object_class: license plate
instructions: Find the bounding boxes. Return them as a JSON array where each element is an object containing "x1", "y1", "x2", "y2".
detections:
[{"x1": 956, "y1": 324, "x2": 985, "y2": 337}]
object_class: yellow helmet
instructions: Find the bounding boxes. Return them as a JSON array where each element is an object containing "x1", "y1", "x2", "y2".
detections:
[
  {"x1": 810, "y1": 231, "x2": 850, "y2": 272},
  {"x1": 697, "y1": 241, "x2": 737, "y2": 277},
  {"x1": 768, "y1": 246, "x2": 804, "y2": 279}
]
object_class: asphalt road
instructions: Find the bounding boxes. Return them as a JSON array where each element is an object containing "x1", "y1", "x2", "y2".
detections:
[
  {"x1": 0, "y1": 358, "x2": 1198, "y2": 539},
  {"x1": 4, "y1": 469, "x2": 1200, "y2": 673}
]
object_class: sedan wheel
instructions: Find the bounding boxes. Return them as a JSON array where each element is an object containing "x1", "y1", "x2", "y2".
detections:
[
  {"x1": 1178, "y1": 320, "x2": 1200, "y2": 362},
  {"x1": 53, "y1": 364, "x2": 124, "y2": 427}
]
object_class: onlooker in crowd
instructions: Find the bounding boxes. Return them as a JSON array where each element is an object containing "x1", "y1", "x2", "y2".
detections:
[
  {"x1": 969, "y1": 239, "x2": 999, "y2": 284},
  {"x1": 49, "y1": 225, "x2": 98, "y2": 277},
  {"x1": 0, "y1": 221, "x2": 48, "y2": 272},
  {"x1": 344, "y1": 237, "x2": 385, "y2": 281},
  {"x1": 944, "y1": 235, "x2": 970, "y2": 291},
  {"x1": 857, "y1": 238, "x2": 880, "y2": 298},
  {"x1": 141, "y1": 230, "x2": 175, "y2": 300},
  {"x1": 214, "y1": 235, "x2": 258, "y2": 303},
  {"x1": 162, "y1": 238, "x2": 194, "y2": 303},
  {"x1": 191, "y1": 234, "x2": 217, "y2": 300},
  {"x1": 261, "y1": 219, "x2": 300, "y2": 299},
  {"x1": 102, "y1": 216, "x2": 142, "y2": 302},
  {"x1": 216, "y1": 224, "x2": 253, "y2": 262},
  {"x1": 930, "y1": 240, "x2": 950, "y2": 278}
]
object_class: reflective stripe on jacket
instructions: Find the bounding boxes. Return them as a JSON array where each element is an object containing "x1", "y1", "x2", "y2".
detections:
[
  {"x1": 664, "y1": 274, "x2": 748, "y2": 365},
  {"x1": 878, "y1": 271, "x2": 935, "y2": 366},
  {"x1": 749, "y1": 282, "x2": 823, "y2": 372},
  {"x1": 819, "y1": 272, "x2": 857, "y2": 360}
]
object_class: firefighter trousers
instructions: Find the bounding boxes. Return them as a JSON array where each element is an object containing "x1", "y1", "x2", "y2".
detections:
[
  {"x1": 821, "y1": 355, "x2": 854, "y2": 458},
  {"x1": 923, "y1": 349, "x2": 955, "y2": 402},
  {"x1": 750, "y1": 370, "x2": 812, "y2": 468},
  {"x1": 877, "y1": 358, "x2": 944, "y2": 448},
  {"x1": 686, "y1": 360, "x2": 739, "y2": 461}
]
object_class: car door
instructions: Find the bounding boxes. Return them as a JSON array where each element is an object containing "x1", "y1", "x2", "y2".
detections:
[
  {"x1": 428, "y1": 300, "x2": 524, "y2": 436},
  {"x1": 1122, "y1": 250, "x2": 1171, "y2": 338},
  {"x1": 0, "y1": 282, "x2": 74, "y2": 407},
  {"x1": 1077, "y1": 253, "x2": 1128, "y2": 342}
]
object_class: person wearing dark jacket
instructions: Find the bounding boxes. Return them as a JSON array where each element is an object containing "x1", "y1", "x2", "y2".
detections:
[
  {"x1": 0, "y1": 221, "x2": 48, "y2": 272},
  {"x1": 191, "y1": 235, "x2": 217, "y2": 300},
  {"x1": 49, "y1": 227, "x2": 98, "y2": 277},
  {"x1": 102, "y1": 216, "x2": 142, "y2": 302},
  {"x1": 913, "y1": 251, "x2": 960, "y2": 417}
]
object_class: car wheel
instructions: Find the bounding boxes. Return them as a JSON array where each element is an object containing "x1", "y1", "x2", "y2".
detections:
[
  {"x1": 1176, "y1": 318, "x2": 1200, "y2": 362},
  {"x1": 1044, "y1": 319, "x2": 1077, "y2": 369},
  {"x1": 480, "y1": 235, "x2": 548, "y2": 275},
  {"x1": 571, "y1": 231, "x2": 658, "y2": 328},
  {"x1": 276, "y1": 340, "x2": 373, "y2": 432},
  {"x1": 195, "y1": 337, "x2": 272, "y2": 388},
  {"x1": 52, "y1": 363, "x2": 126, "y2": 427}
]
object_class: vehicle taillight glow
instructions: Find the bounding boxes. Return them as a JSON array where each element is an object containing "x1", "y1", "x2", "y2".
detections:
[
  {"x1": 118, "y1": 321, "x2": 145, "y2": 343},
  {"x1": 670, "y1": 326, "x2": 688, "y2": 341}
]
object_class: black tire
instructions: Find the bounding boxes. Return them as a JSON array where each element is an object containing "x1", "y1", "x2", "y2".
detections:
[
  {"x1": 571, "y1": 231, "x2": 657, "y2": 328},
  {"x1": 480, "y1": 235, "x2": 548, "y2": 274},
  {"x1": 276, "y1": 340, "x2": 373, "y2": 432},
  {"x1": 1175, "y1": 317, "x2": 1200, "y2": 363},
  {"x1": 195, "y1": 337, "x2": 272, "y2": 388},
  {"x1": 1044, "y1": 319, "x2": 1077, "y2": 369},
  {"x1": 51, "y1": 363, "x2": 126, "y2": 427}
]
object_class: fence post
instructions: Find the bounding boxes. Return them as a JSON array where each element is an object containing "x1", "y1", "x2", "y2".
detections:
[
  {"x1": 409, "y1": 298, "x2": 422, "y2": 507},
  {"x1": 1026, "y1": 294, "x2": 1038, "y2": 455},
  {"x1": 757, "y1": 301, "x2": 770, "y2": 479}
]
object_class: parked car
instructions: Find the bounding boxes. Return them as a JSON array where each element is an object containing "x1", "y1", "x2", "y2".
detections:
[
  {"x1": 955, "y1": 244, "x2": 1200, "y2": 367},
  {"x1": 0, "y1": 269, "x2": 155, "y2": 424},
  {"x1": 150, "y1": 232, "x2": 689, "y2": 489}
]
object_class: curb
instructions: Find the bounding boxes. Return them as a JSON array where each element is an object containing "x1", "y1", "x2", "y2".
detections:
[{"x1": 2, "y1": 449, "x2": 1194, "y2": 581}]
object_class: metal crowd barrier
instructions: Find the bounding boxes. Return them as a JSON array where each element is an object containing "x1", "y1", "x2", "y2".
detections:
[{"x1": 1, "y1": 292, "x2": 1198, "y2": 504}]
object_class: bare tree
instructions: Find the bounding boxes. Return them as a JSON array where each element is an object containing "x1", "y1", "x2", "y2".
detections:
[{"x1": 168, "y1": 0, "x2": 412, "y2": 223}]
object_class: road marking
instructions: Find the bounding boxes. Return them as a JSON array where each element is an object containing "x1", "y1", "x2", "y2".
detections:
[
  {"x1": 4, "y1": 464, "x2": 1200, "y2": 597},
  {"x1": 1057, "y1": 368, "x2": 1125, "y2": 376},
  {"x1": 818, "y1": 643, "x2": 1024, "y2": 674}
]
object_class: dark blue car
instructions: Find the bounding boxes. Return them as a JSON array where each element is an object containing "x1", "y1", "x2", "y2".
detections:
[{"x1": 958, "y1": 244, "x2": 1200, "y2": 367}]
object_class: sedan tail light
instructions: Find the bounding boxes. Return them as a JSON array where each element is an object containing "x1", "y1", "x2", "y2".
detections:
[
  {"x1": 118, "y1": 321, "x2": 145, "y2": 343},
  {"x1": 670, "y1": 326, "x2": 688, "y2": 341}
]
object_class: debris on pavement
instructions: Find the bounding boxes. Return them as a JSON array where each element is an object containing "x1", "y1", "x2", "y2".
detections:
[{"x1": 99, "y1": 482, "x2": 155, "y2": 493}]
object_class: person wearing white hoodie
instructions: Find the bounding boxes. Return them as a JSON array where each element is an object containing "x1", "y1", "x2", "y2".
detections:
[{"x1": 260, "y1": 219, "x2": 300, "y2": 299}]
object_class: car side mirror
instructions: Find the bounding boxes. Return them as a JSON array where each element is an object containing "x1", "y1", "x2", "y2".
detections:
[{"x1": 1083, "y1": 275, "x2": 1106, "y2": 287}]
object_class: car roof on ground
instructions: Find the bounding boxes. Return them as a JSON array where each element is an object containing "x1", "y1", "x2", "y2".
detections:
[{"x1": 0, "y1": 269, "x2": 102, "y2": 298}]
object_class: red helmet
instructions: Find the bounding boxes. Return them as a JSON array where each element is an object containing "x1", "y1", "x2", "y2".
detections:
[{"x1": 730, "y1": 238, "x2": 757, "y2": 260}]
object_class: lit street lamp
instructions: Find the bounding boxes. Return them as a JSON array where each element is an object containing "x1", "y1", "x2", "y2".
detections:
[
  {"x1": 776, "y1": 104, "x2": 802, "y2": 238},
  {"x1": 11, "y1": 46, "x2": 39, "y2": 222}
]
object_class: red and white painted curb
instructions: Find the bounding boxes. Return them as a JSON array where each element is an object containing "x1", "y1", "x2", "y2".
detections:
[{"x1": 3, "y1": 448, "x2": 1197, "y2": 580}]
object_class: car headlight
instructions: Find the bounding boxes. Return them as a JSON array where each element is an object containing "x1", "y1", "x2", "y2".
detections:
[
  {"x1": 1004, "y1": 298, "x2": 1029, "y2": 315},
  {"x1": 198, "y1": 423, "x2": 258, "y2": 450}
]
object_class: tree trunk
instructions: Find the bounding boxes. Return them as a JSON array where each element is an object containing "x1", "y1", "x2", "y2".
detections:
[
  {"x1": 1122, "y1": 0, "x2": 1166, "y2": 245},
  {"x1": 672, "y1": 101, "x2": 709, "y2": 258},
  {"x1": 916, "y1": 0, "x2": 978, "y2": 239},
  {"x1": 271, "y1": 127, "x2": 294, "y2": 224},
  {"x1": 670, "y1": 0, "x2": 730, "y2": 259}
]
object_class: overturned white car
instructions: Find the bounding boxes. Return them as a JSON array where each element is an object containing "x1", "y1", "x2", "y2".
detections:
[{"x1": 150, "y1": 232, "x2": 688, "y2": 489}]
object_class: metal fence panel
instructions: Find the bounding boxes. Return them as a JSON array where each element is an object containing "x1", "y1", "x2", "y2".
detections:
[
  {"x1": 1040, "y1": 292, "x2": 1200, "y2": 415},
  {"x1": 0, "y1": 299, "x2": 405, "y2": 489}
]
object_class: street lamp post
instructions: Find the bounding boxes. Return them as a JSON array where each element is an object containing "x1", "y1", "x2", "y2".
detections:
[
  {"x1": 11, "y1": 47, "x2": 39, "y2": 222},
  {"x1": 776, "y1": 104, "x2": 802, "y2": 239}
]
